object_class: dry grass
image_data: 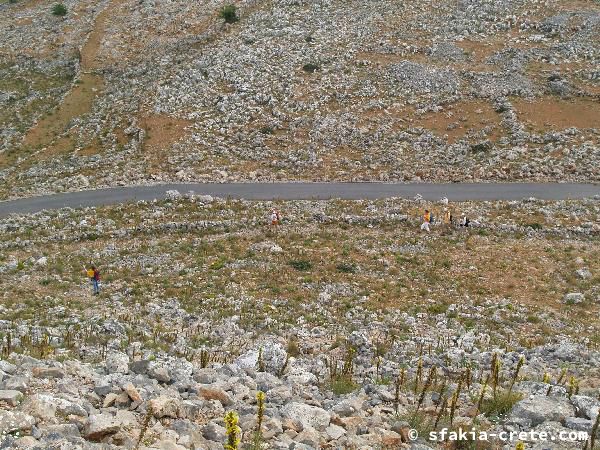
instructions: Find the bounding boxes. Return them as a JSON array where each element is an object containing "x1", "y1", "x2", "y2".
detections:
[
  {"x1": 512, "y1": 97, "x2": 600, "y2": 132},
  {"x1": 1, "y1": 198, "x2": 598, "y2": 346}
]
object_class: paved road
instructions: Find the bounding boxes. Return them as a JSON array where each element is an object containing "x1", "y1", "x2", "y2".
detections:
[{"x1": 0, "y1": 183, "x2": 598, "y2": 217}]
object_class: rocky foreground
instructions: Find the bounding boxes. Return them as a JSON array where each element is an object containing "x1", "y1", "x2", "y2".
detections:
[
  {"x1": 1, "y1": 328, "x2": 600, "y2": 449},
  {"x1": 0, "y1": 195, "x2": 599, "y2": 448}
]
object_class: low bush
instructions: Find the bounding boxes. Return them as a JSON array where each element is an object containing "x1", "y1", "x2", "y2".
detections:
[
  {"x1": 219, "y1": 5, "x2": 238, "y2": 24},
  {"x1": 336, "y1": 262, "x2": 357, "y2": 273},
  {"x1": 52, "y1": 3, "x2": 67, "y2": 16},
  {"x1": 289, "y1": 259, "x2": 312, "y2": 271},
  {"x1": 302, "y1": 63, "x2": 320, "y2": 73},
  {"x1": 328, "y1": 375, "x2": 358, "y2": 395}
]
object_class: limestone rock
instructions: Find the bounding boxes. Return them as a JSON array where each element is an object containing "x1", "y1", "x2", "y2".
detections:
[{"x1": 281, "y1": 402, "x2": 331, "y2": 431}]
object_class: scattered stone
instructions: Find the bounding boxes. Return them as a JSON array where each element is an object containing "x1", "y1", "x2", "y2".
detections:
[
  {"x1": 0, "y1": 389, "x2": 23, "y2": 407},
  {"x1": 123, "y1": 382, "x2": 142, "y2": 403},
  {"x1": 32, "y1": 367, "x2": 65, "y2": 379},
  {"x1": 106, "y1": 351, "x2": 130, "y2": 374},
  {"x1": 148, "y1": 364, "x2": 171, "y2": 383},
  {"x1": 281, "y1": 403, "x2": 331, "y2": 431},
  {"x1": 84, "y1": 414, "x2": 121, "y2": 441},
  {"x1": 563, "y1": 292, "x2": 585, "y2": 304},
  {"x1": 149, "y1": 396, "x2": 181, "y2": 419},
  {"x1": 510, "y1": 396, "x2": 575, "y2": 426},
  {"x1": 198, "y1": 386, "x2": 233, "y2": 407},
  {"x1": 576, "y1": 268, "x2": 592, "y2": 280},
  {"x1": 0, "y1": 410, "x2": 36, "y2": 434}
]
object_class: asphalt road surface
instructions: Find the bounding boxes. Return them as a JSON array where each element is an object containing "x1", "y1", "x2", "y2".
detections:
[{"x1": 0, "y1": 183, "x2": 598, "y2": 217}]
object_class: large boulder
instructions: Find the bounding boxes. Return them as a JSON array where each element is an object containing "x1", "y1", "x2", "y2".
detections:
[
  {"x1": 130, "y1": 359, "x2": 151, "y2": 375},
  {"x1": 235, "y1": 341, "x2": 287, "y2": 374},
  {"x1": 564, "y1": 416, "x2": 594, "y2": 432},
  {"x1": 105, "y1": 351, "x2": 129, "y2": 374},
  {"x1": 332, "y1": 395, "x2": 366, "y2": 418},
  {"x1": 0, "y1": 389, "x2": 24, "y2": 406},
  {"x1": 149, "y1": 396, "x2": 182, "y2": 419},
  {"x1": 326, "y1": 423, "x2": 346, "y2": 440},
  {"x1": 563, "y1": 293, "x2": 585, "y2": 304},
  {"x1": 0, "y1": 410, "x2": 36, "y2": 434},
  {"x1": 510, "y1": 396, "x2": 575, "y2": 426},
  {"x1": 193, "y1": 368, "x2": 218, "y2": 384},
  {"x1": 84, "y1": 413, "x2": 121, "y2": 441},
  {"x1": 281, "y1": 402, "x2": 331, "y2": 431},
  {"x1": 20, "y1": 393, "x2": 87, "y2": 422},
  {"x1": 0, "y1": 361, "x2": 17, "y2": 375},
  {"x1": 123, "y1": 382, "x2": 142, "y2": 403},
  {"x1": 285, "y1": 366, "x2": 318, "y2": 386},
  {"x1": 167, "y1": 358, "x2": 194, "y2": 383},
  {"x1": 148, "y1": 363, "x2": 171, "y2": 383},
  {"x1": 571, "y1": 395, "x2": 600, "y2": 420},
  {"x1": 32, "y1": 367, "x2": 65, "y2": 379},
  {"x1": 198, "y1": 385, "x2": 233, "y2": 407},
  {"x1": 39, "y1": 423, "x2": 81, "y2": 439},
  {"x1": 202, "y1": 421, "x2": 226, "y2": 442},
  {"x1": 513, "y1": 381, "x2": 567, "y2": 397},
  {"x1": 529, "y1": 421, "x2": 582, "y2": 450},
  {"x1": 0, "y1": 376, "x2": 29, "y2": 393},
  {"x1": 295, "y1": 426, "x2": 321, "y2": 447}
]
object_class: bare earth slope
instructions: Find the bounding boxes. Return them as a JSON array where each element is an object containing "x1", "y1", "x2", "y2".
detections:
[{"x1": 0, "y1": 0, "x2": 599, "y2": 198}]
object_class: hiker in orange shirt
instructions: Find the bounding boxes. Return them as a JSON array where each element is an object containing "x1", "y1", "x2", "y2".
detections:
[
  {"x1": 85, "y1": 265, "x2": 101, "y2": 295},
  {"x1": 444, "y1": 209, "x2": 452, "y2": 227},
  {"x1": 421, "y1": 209, "x2": 431, "y2": 232}
]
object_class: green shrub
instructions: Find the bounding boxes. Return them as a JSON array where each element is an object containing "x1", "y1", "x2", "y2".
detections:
[
  {"x1": 480, "y1": 391, "x2": 523, "y2": 420},
  {"x1": 395, "y1": 254, "x2": 416, "y2": 264},
  {"x1": 427, "y1": 303, "x2": 448, "y2": 315},
  {"x1": 210, "y1": 257, "x2": 227, "y2": 270},
  {"x1": 336, "y1": 262, "x2": 357, "y2": 274},
  {"x1": 302, "y1": 63, "x2": 320, "y2": 73},
  {"x1": 470, "y1": 141, "x2": 491, "y2": 153},
  {"x1": 259, "y1": 126, "x2": 274, "y2": 135},
  {"x1": 437, "y1": 259, "x2": 452, "y2": 269},
  {"x1": 328, "y1": 375, "x2": 358, "y2": 395},
  {"x1": 286, "y1": 338, "x2": 300, "y2": 357},
  {"x1": 525, "y1": 222, "x2": 543, "y2": 230},
  {"x1": 52, "y1": 3, "x2": 67, "y2": 16},
  {"x1": 219, "y1": 5, "x2": 238, "y2": 23},
  {"x1": 289, "y1": 259, "x2": 312, "y2": 271}
]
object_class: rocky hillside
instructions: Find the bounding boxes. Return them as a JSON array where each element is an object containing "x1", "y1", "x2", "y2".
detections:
[
  {"x1": 1, "y1": 0, "x2": 600, "y2": 198},
  {"x1": 0, "y1": 195, "x2": 599, "y2": 448}
]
